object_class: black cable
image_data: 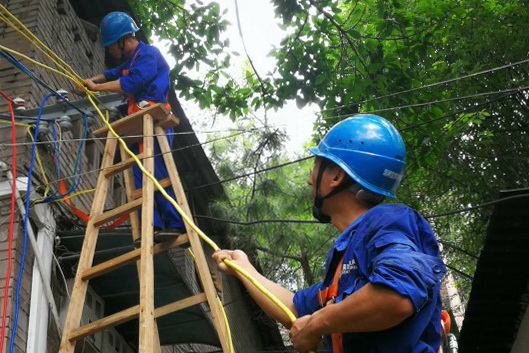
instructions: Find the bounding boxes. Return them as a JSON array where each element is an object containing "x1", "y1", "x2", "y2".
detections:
[
  {"x1": 190, "y1": 192, "x2": 529, "y2": 226},
  {"x1": 321, "y1": 58, "x2": 529, "y2": 113},
  {"x1": 400, "y1": 91, "x2": 515, "y2": 132},
  {"x1": 187, "y1": 156, "x2": 314, "y2": 191}
]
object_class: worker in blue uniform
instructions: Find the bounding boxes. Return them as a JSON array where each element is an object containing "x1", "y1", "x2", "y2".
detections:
[
  {"x1": 213, "y1": 115, "x2": 446, "y2": 353},
  {"x1": 82, "y1": 12, "x2": 184, "y2": 233}
]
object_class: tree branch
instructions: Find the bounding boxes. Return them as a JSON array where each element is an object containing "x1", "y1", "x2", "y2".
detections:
[{"x1": 307, "y1": 0, "x2": 370, "y2": 75}]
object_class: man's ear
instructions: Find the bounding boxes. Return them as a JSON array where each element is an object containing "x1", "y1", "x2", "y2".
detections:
[{"x1": 329, "y1": 168, "x2": 347, "y2": 187}]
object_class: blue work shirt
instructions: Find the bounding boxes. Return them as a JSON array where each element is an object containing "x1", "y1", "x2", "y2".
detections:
[
  {"x1": 293, "y1": 203, "x2": 446, "y2": 353},
  {"x1": 103, "y1": 42, "x2": 170, "y2": 104}
]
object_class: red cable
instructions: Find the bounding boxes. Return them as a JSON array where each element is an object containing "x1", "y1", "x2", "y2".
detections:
[{"x1": 0, "y1": 91, "x2": 16, "y2": 353}]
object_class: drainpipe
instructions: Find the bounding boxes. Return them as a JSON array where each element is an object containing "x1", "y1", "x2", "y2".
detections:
[{"x1": 3, "y1": 170, "x2": 61, "y2": 352}]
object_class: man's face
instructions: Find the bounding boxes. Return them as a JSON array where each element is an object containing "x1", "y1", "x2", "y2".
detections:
[
  {"x1": 307, "y1": 158, "x2": 323, "y2": 199},
  {"x1": 107, "y1": 42, "x2": 122, "y2": 59}
]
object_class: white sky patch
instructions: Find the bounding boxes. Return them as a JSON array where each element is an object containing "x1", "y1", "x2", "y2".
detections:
[{"x1": 157, "y1": 0, "x2": 318, "y2": 156}]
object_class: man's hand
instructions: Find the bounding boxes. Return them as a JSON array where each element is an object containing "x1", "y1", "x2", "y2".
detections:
[
  {"x1": 289, "y1": 315, "x2": 321, "y2": 353},
  {"x1": 83, "y1": 79, "x2": 99, "y2": 92},
  {"x1": 212, "y1": 249, "x2": 251, "y2": 276}
]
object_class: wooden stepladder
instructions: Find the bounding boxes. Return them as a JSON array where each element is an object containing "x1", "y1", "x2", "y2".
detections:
[{"x1": 59, "y1": 104, "x2": 230, "y2": 353}]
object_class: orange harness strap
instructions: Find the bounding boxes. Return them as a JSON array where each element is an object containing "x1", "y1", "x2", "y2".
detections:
[{"x1": 318, "y1": 257, "x2": 345, "y2": 353}]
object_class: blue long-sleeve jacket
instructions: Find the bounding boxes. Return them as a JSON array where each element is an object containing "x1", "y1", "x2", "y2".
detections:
[
  {"x1": 293, "y1": 203, "x2": 446, "y2": 352},
  {"x1": 103, "y1": 42, "x2": 170, "y2": 103}
]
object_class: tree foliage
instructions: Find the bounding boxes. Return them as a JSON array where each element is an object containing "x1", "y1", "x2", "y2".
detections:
[{"x1": 131, "y1": 0, "x2": 529, "y2": 299}]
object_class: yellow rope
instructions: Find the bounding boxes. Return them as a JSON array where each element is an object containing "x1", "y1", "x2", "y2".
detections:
[{"x1": 1, "y1": 7, "x2": 303, "y2": 349}]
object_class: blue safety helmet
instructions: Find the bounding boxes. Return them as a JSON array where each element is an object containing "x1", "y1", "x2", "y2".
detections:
[
  {"x1": 309, "y1": 114, "x2": 406, "y2": 198},
  {"x1": 100, "y1": 12, "x2": 139, "y2": 47}
]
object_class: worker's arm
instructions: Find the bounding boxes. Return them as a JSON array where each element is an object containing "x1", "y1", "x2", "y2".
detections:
[
  {"x1": 212, "y1": 250, "x2": 298, "y2": 327},
  {"x1": 88, "y1": 74, "x2": 107, "y2": 83},
  {"x1": 289, "y1": 283, "x2": 414, "y2": 352}
]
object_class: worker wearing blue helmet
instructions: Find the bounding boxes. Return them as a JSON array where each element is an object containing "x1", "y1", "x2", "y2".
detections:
[
  {"x1": 82, "y1": 12, "x2": 184, "y2": 234},
  {"x1": 213, "y1": 115, "x2": 446, "y2": 353}
]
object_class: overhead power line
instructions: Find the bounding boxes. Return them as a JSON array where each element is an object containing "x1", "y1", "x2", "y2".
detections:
[
  {"x1": 192, "y1": 192, "x2": 529, "y2": 225},
  {"x1": 326, "y1": 85, "x2": 529, "y2": 119},
  {"x1": 321, "y1": 58, "x2": 529, "y2": 113},
  {"x1": 0, "y1": 128, "x2": 262, "y2": 148}
]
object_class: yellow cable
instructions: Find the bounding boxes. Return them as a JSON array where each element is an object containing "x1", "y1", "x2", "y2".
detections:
[
  {"x1": 26, "y1": 126, "x2": 51, "y2": 199},
  {"x1": 0, "y1": 4, "x2": 83, "y2": 83},
  {"x1": 0, "y1": 119, "x2": 31, "y2": 127},
  {"x1": 187, "y1": 249, "x2": 235, "y2": 353},
  {"x1": 1, "y1": 8, "x2": 304, "y2": 349},
  {"x1": 0, "y1": 13, "x2": 83, "y2": 86},
  {"x1": 0, "y1": 44, "x2": 81, "y2": 85},
  {"x1": 52, "y1": 188, "x2": 95, "y2": 202},
  {"x1": 89, "y1": 92, "x2": 299, "y2": 323}
]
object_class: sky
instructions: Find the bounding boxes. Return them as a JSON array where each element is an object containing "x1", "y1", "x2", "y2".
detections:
[{"x1": 160, "y1": 0, "x2": 318, "y2": 155}]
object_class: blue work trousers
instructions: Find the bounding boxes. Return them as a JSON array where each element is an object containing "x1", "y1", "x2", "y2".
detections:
[{"x1": 130, "y1": 128, "x2": 185, "y2": 230}]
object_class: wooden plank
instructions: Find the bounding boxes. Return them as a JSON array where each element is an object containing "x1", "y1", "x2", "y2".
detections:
[
  {"x1": 93, "y1": 104, "x2": 170, "y2": 138},
  {"x1": 118, "y1": 145, "x2": 162, "y2": 353},
  {"x1": 104, "y1": 152, "x2": 145, "y2": 177},
  {"x1": 81, "y1": 234, "x2": 189, "y2": 280},
  {"x1": 59, "y1": 132, "x2": 118, "y2": 353},
  {"x1": 154, "y1": 293, "x2": 207, "y2": 318},
  {"x1": 68, "y1": 292, "x2": 206, "y2": 342},
  {"x1": 131, "y1": 177, "x2": 172, "y2": 200},
  {"x1": 68, "y1": 305, "x2": 140, "y2": 342},
  {"x1": 154, "y1": 126, "x2": 231, "y2": 351},
  {"x1": 119, "y1": 146, "x2": 142, "y2": 244},
  {"x1": 92, "y1": 198, "x2": 142, "y2": 227},
  {"x1": 139, "y1": 114, "x2": 156, "y2": 352}
]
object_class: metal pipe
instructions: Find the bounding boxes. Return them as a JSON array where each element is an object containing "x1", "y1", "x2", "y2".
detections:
[{"x1": 7, "y1": 171, "x2": 62, "y2": 332}]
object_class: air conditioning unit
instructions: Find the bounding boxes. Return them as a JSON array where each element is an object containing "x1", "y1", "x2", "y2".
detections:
[
  {"x1": 102, "y1": 328, "x2": 135, "y2": 353},
  {"x1": 79, "y1": 285, "x2": 105, "y2": 351}
]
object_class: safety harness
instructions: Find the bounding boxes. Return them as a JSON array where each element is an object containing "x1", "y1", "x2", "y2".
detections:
[{"x1": 317, "y1": 255, "x2": 345, "y2": 353}]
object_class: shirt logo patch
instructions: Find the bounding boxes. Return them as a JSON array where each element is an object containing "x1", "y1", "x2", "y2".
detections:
[{"x1": 341, "y1": 259, "x2": 358, "y2": 276}]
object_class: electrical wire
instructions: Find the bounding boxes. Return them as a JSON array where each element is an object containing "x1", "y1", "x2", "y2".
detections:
[
  {"x1": 13, "y1": 129, "x2": 262, "y2": 194},
  {"x1": 0, "y1": 128, "x2": 260, "y2": 148},
  {"x1": 326, "y1": 85, "x2": 529, "y2": 119},
  {"x1": 0, "y1": 91, "x2": 16, "y2": 353},
  {"x1": 9, "y1": 93, "x2": 53, "y2": 353},
  {"x1": 321, "y1": 57, "x2": 529, "y2": 113}
]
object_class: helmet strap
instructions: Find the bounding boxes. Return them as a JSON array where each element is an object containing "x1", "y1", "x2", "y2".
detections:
[
  {"x1": 118, "y1": 37, "x2": 126, "y2": 59},
  {"x1": 312, "y1": 159, "x2": 354, "y2": 223}
]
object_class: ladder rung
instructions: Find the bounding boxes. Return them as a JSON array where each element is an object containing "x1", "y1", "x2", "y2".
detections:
[
  {"x1": 131, "y1": 177, "x2": 171, "y2": 199},
  {"x1": 81, "y1": 234, "x2": 189, "y2": 280},
  {"x1": 155, "y1": 293, "x2": 207, "y2": 318},
  {"x1": 68, "y1": 292, "x2": 207, "y2": 342},
  {"x1": 93, "y1": 198, "x2": 143, "y2": 227},
  {"x1": 104, "y1": 153, "x2": 145, "y2": 177},
  {"x1": 69, "y1": 305, "x2": 140, "y2": 342}
]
